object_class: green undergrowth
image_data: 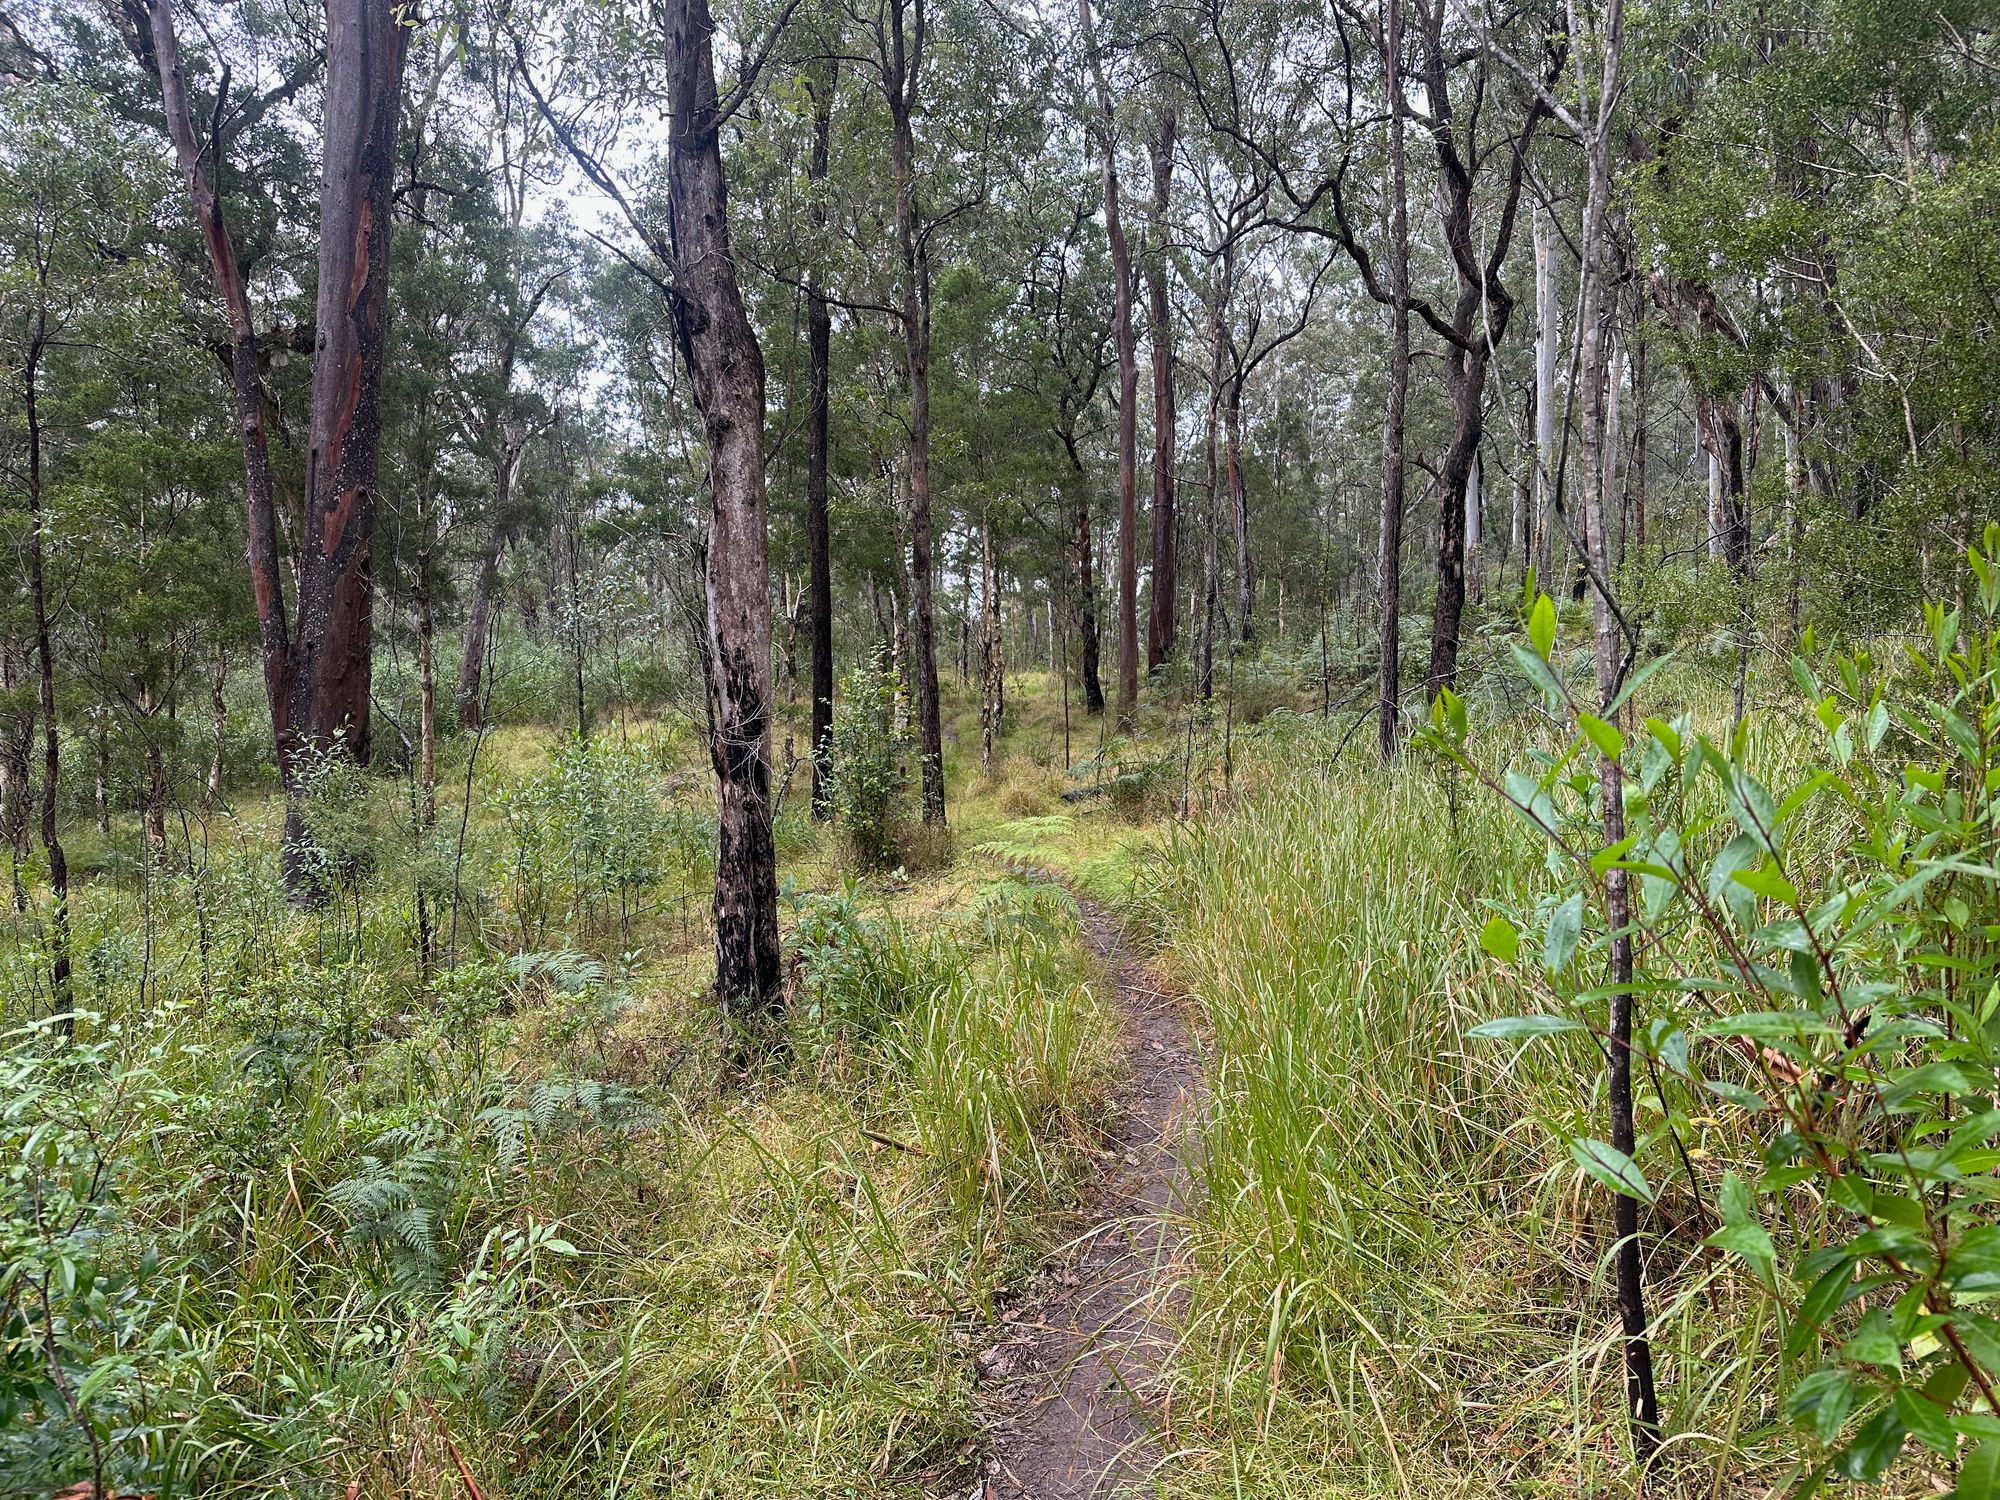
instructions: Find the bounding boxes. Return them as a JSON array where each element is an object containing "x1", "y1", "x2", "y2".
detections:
[
  {"x1": 1, "y1": 671, "x2": 1144, "y2": 1498},
  {"x1": 1118, "y1": 664, "x2": 1991, "y2": 1498}
]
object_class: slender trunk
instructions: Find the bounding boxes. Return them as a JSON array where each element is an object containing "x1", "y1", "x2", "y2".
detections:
[
  {"x1": 4, "y1": 644, "x2": 35, "y2": 911},
  {"x1": 281, "y1": 0, "x2": 410, "y2": 891},
  {"x1": 414, "y1": 568, "x2": 437, "y2": 830},
  {"x1": 204, "y1": 643, "x2": 227, "y2": 811},
  {"x1": 457, "y1": 430, "x2": 521, "y2": 730},
  {"x1": 1063, "y1": 438, "x2": 1106, "y2": 713},
  {"x1": 1532, "y1": 206, "x2": 1558, "y2": 587},
  {"x1": 1198, "y1": 296, "x2": 1225, "y2": 702},
  {"x1": 980, "y1": 516, "x2": 1001, "y2": 772},
  {"x1": 1377, "y1": 0, "x2": 1410, "y2": 762},
  {"x1": 1227, "y1": 374, "x2": 1251, "y2": 645},
  {"x1": 887, "y1": 6, "x2": 946, "y2": 825},
  {"x1": 806, "y1": 57, "x2": 837, "y2": 819},
  {"x1": 1145, "y1": 111, "x2": 1178, "y2": 672},
  {"x1": 143, "y1": 0, "x2": 292, "y2": 755},
  {"x1": 455, "y1": 526, "x2": 505, "y2": 731},
  {"x1": 142, "y1": 678, "x2": 168, "y2": 852},
  {"x1": 1573, "y1": 0, "x2": 1658, "y2": 1464},
  {"x1": 1080, "y1": 0, "x2": 1140, "y2": 725},
  {"x1": 1630, "y1": 330, "x2": 1648, "y2": 560},
  {"x1": 23, "y1": 323, "x2": 71, "y2": 1026},
  {"x1": 1784, "y1": 389, "x2": 1803, "y2": 645},
  {"x1": 662, "y1": 0, "x2": 783, "y2": 1014}
]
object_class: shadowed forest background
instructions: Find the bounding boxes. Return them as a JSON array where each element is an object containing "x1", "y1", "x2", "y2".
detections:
[{"x1": 3, "y1": 0, "x2": 2000, "y2": 1496}]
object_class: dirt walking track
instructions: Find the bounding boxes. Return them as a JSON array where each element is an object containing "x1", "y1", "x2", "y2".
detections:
[{"x1": 972, "y1": 899, "x2": 1204, "y2": 1499}]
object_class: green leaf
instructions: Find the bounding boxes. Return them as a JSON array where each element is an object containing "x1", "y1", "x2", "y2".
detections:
[
  {"x1": 1579, "y1": 712, "x2": 1624, "y2": 762},
  {"x1": 1569, "y1": 1137, "x2": 1654, "y2": 1203},
  {"x1": 1643, "y1": 715, "x2": 1682, "y2": 762},
  {"x1": 1477, "y1": 916, "x2": 1519, "y2": 964},
  {"x1": 1834, "y1": 1404, "x2": 1906, "y2": 1481},
  {"x1": 1787, "y1": 1366, "x2": 1857, "y2": 1445},
  {"x1": 1946, "y1": 1225, "x2": 2000, "y2": 1294},
  {"x1": 1895, "y1": 1385, "x2": 1958, "y2": 1456},
  {"x1": 1544, "y1": 892, "x2": 1584, "y2": 974},
  {"x1": 1528, "y1": 592, "x2": 1556, "y2": 660},
  {"x1": 1841, "y1": 1307, "x2": 1902, "y2": 1370},
  {"x1": 1509, "y1": 642, "x2": 1567, "y2": 707},
  {"x1": 1955, "y1": 1437, "x2": 2000, "y2": 1500},
  {"x1": 1466, "y1": 1014, "x2": 1583, "y2": 1040}
]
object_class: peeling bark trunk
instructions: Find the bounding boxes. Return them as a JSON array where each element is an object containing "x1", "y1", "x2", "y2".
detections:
[
  {"x1": 662, "y1": 0, "x2": 783, "y2": 1015},
  {"x1": 1145, "y1": 111, "x2": 1178, "y2": 673},
  {"x1": 281, "y1": 0, "x2": 410, "y2": 892}
]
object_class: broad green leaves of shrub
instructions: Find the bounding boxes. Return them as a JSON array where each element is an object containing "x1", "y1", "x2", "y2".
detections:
[{"x1": 1427, "y1": 525, "x2": 2000, "y2": 1488}]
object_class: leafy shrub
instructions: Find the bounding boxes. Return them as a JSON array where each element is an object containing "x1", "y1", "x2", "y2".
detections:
[
  {"x1": 824, "y1": 654, "x2": 910, "y2": 869},
  {"x1": 492, "y1": 735, "x2": 695, "y2": 943},
  {"x1": 1427, "y1": 527, "x2": 2000, "y2": 1482}
]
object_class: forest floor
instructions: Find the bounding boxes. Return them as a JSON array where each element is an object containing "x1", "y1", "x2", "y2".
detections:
[{"x1": 975, "y1": 897, "x2": 1204, "y2": 1499}]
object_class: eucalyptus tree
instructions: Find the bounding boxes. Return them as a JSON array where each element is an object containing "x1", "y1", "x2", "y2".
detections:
[
  {"x1": 1075, "y1": 0, "x2": 1140, "y2": 723},
  {"x1": 132, "y1": 0, "x2": 409, "y2": 895},
  {"x1": 516, "y1": 0, "x2": 795, "y2": 1016}
]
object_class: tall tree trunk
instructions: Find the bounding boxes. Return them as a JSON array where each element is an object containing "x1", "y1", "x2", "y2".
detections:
[
  {"x1": 1572, "y1": 0, "x2": 1659, "y2": 1464},
  {"x1": 204, "y1": 642, "x2": 227, "y2": 812},
  {"x1": 886, "y1": 1, "x2": 946, "y2": 825},
  {"x1": 1227, "y1": 372, "x2": 1252, "y2": 645},
  {"x1": 1377, "y1": 0, "x2": 1410, "y2": 763},
  {"x1": 1145, "y1": 110, "x2": 1178, "y2": 673},
  {"x1": 279, "y1": 0, "x2": 409, "y2": 890},
  {"x1": 143, "y1": 0, "x2": 292, "y2": 783},
  {"x1": 1464, "y1": 448, "x2": 1483, "y2": 602},
  {"x1": 979, "y1": 515, "x2": 1001, "y2": 771},
  {"x1": 1630, "y1": 330, "x2": 1648, "y2": 560},
  {"x1": 2, "y1": 642, "x2": 34, "y2": 912},
  {"x1": 22, "y1": 318, "x2": 71, "y2": 1027},
  {"x1": 662, "y1": 0, "x2": 783, "y2": 1014},
  {"x1": 1197, "y1": 304, "x2": 1224, "y2": 702},
  {"x1": 1061, "y1": 436, "x2": 1106, "y2": 713},
  {"x1": 1532, "y1": 206, "x2": 1558, "y2": 587},
  {"x1": 1080, "y1": 0, "x2": 1140, "y2": 725},
  {"x1": 806, "y1": 57, "x2": 837, "y2": 819},
  {"x1": 457, "y1": 424, "x2": 523, "y2": 731},
  {"x1": 414, "y1": 564, "x2": 438, "y2": 831}
]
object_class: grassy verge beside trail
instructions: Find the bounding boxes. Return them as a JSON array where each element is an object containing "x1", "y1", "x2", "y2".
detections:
[
  {"x1": 1122, "y1": 711, "x2": 1823, "y2": 1498},
  {"x1": 4, "y1": 674, "x2": 1133, "y2": 1499}
]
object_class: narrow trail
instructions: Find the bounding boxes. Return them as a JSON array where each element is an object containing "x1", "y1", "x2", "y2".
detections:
[{"x1": 974, "y1": 898, "x2": 1204, "y2": 1499}]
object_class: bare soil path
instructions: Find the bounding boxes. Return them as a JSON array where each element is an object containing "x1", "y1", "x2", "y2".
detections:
[{"x1": 973, "y1": 898, "x2": 1204, "y2": 1499}]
